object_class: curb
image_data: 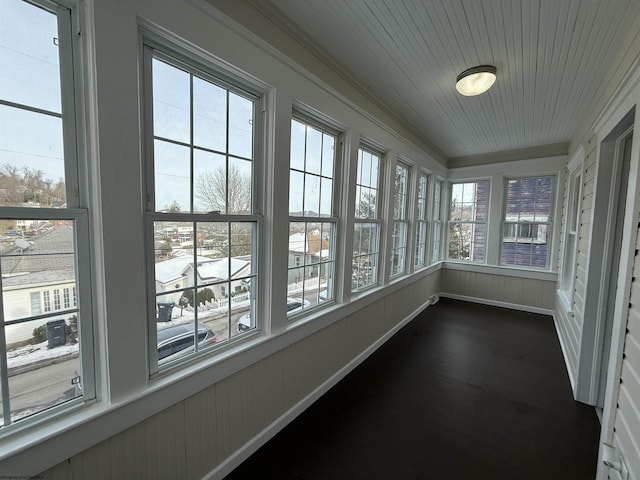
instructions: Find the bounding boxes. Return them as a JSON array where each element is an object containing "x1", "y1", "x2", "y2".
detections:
[{"x1": 7, "y1": 352, "x2": 80, "y2": 377}]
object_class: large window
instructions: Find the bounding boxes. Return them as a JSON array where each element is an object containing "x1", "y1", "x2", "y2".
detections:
[
  {"x1": 0, "y1": 0, "x2": 93, "y2": 429},
  {"x1": 352, "y1": 147, "x2": 382, "y2": 290},
  {"x1": 431, "y1": 179, "x2": 443, "y2": 263},
  {"x1": 143, "y1": 42, "x2": 260, "y2": 372},
  {"x1": 501, "y1": 176, "x2": 553, "y2": 268},
  {"x1": 414, "y1": 172, "x2": 429, "y2": 268},
  {"x1": 390, "y1": 162, "x2": 410, "y2": 277},
  {"x1": 288, "y1": 116, "x2": 337, "y2": 312},
  {"x1": 448, "y1": 180, "x2": 489, "y2": 262}
]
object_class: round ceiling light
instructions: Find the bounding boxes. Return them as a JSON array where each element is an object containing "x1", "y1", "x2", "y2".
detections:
[{"x1": 456, "y1": 65, "x2": 497, "y2": 96}]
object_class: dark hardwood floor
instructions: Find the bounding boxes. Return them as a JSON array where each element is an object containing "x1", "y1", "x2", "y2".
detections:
[{"x1": 226, "y1": 298, "x2": 601, "y2": 480}]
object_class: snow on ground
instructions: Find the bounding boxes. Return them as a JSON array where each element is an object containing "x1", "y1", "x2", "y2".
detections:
[{"x1": 7, "y1": 341, "x2": 79, "y2": 369}]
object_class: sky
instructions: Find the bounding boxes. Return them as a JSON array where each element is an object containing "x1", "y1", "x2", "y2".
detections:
[{"x1": 0, "y1": 0, "x2": 66, "y2": 184}]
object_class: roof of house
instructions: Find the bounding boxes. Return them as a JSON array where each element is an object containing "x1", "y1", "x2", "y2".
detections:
[
  {"x1": 155, "y1": 255, "x2": 251, "y2": 285},
  {"x1": 155, "y1": 255, "x2": 215, "y2": 284},
  {"x1": 1, "y1": 225, "x2": 75, "y2": 276},
  {"x1": 196, "y1": 257, "x2": 250, "y2": 281}
]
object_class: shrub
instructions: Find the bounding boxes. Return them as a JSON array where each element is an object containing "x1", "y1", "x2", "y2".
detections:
[{"x1": 33, "y1": 324, "x2": 47, "y2": 343}]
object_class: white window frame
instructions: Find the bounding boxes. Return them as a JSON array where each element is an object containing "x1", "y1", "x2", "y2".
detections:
[
  {"x1": 287, "y1": 109, "x2": 341, "y2": 314},
  {"x1": 352, "y1": 145, "x2": 383, "y2": 291},
  {"x1": 431, "y1": 179, "x2": 444, "y2": 264},
  {"x1": 499, "y1": 176, "x2": 555, "y2": 269},
  {"x1": 414, "y1": 170, "x2": 429, "y2": 269},
  {"x1": 560, "y1": 156, "x2": 584, "y2": 304},
  {"x1": 447, "y1": 180, "x2": 490, "y2": 263},
  {"x1": 0, "y1": 0, "x2": 94, "y2": 432},
  {"x1": 141, "y1": 35, "x2": 265, "y2": 375},
  {"x1": 390, "y1": 161, "x2": 410, "y2": 277}
]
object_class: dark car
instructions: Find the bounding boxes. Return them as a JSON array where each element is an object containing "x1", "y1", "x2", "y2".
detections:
[
  {"x1": 237, "y1": 297, "x2": 311, "y2": 332},
  {"x1": 157, "y1": 323, "x2": 217, "y2": 365}
]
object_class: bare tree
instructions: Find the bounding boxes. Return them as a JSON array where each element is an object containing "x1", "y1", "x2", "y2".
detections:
[
  {"x1": 195, "y1": 164, "x2": 251, "y2": 214},
  {"x1": 196, "y1": 164, "x2": 253, "y2": 257},
  {"x1": 0, "y1": 165, "x2": 58, "y2": 206}
]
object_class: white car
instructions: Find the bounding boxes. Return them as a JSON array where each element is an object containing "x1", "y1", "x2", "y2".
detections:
[{"x1": 237, "y1": 297, "x2": 311, "y2": 332}]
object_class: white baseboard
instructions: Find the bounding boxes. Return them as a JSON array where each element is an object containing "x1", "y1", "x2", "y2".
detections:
[
  {"x1": 439, "y1": 292, "x2": 554, "y2": 316},
  {"x1": 206, "y1": 298, "x2": 433, "y2": 480},
  {"x1": 552, "y1": 309, "x2": 577, "y2": 391}
]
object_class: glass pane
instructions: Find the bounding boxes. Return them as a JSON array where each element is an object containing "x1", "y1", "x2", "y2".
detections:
[
  {"x1": 229, "y1": 222, "x2": 254, "y2": 258},
  {"x1": 287, "y1": 220, "x2": 334, "y2": 309},
  {"x1": 432, "y1": 222, "x2": 441, "y2": 261},
  {"x1": 205, "y1": 222, "x2": 229, "y2": 259},
  {"x1": 289, "y1": 170, "x2": 304, "y2": 215},
  {"x1": 154, "y1": 140, "x2": 190, "y2": 212},
  {"x1": 370, "y1": 154, "x2": 380, "y2": 188},
  {"x1": 228, "y1": 92, "x2": 253, "y2": 159},
  {"x1": 288, "y1": 266, "x2": 304, "y2": 294},
  {"x1": 353, "y1": 222, "x2": 364, "y2": 256},
  {"x1": 319, "y1": 177, "x2": 333, "y2": 217},
  {"x1": 290, "y1": 119, "x2": 306, "y2": 172},
  {"x1": 233, "y1": 277, "x2": 256, "y2": 336},
  {"x1": 475, "y1": 181, "x2": 489, "y2": 221},
  {"x1": 0, "y1": 105, "x2": 66, "y2": 207},
  {"x1": 2, "y1": 219, "x2": 81, "y2": 423},
  {"x1": 152, "y1": 58, "x2": 190, "y2": 144},
  {"x1": 391, "y1": 222, "x2": 407, "y2": 275},
  {"x1": 304, "y1": 174, "x2": 320, "y2": 215},
  {"x1": 193, "y1": 149, "x2": 226, "y2": 213},
  {"x1": 154, "y1": 221, "x2": 195, "y2": 291},
  {"x1": 193, "y1": 285, "x2": 222, "y2": 347},
  {"x1": 193, "y1": 76, "x2": 226, "y2": 152},
  {"x1": 433, "y1": 181, "x2": 442, "y2": 221},
  {"x1": 417, "y1": 175, "x2": 427, "y2": 220},
  {"x1": 305, "y1": 126, "x2": 322, "y2": 175},
  {"x1": 356, "y1": 187, "x2": 377, "y2": 219},
  {"x1": 358, "y1": 150, "x2": 369, "y2": 187},
  {"x1": 394, "y1": 191, "x2": 405, "y2": 220},
  {"x1": 288, "y1": 222, "x2": 306, "y2": 265},
  {"x1": 228, "y1": 158, "x2": 252, "y2": 215},
  {"x1": 321, "y1": 134, "x2": 334, "y2": 178},
  {"x1": 0, "y1": 0, "x2": 61, "y2": 113}
]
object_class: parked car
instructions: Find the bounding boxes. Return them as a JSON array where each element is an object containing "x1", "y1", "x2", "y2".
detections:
[
  {"x1": 237, "y1": 297, "x2": 311, "y2": 332},
  {"x1": 157, "y1": 323, "x2": 217, "y2": 365}
]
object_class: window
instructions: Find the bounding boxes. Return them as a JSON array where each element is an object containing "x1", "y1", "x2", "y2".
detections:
[
  {"x1": 0, "y1": 0, "x2": 92, "y2": 430},
  {"x1": 43, "y1": 291, "x2": 52, "y2": 313},
  {"x1": 53, "y1": 289, "x2": 61, "y2": 310},
  {"x1": 448, "y1": 181, "x2": 489, "y2": 262},
  {"x1": 352, "y1": 147, "x2": 382, "y2": 290},
  {"x1": 288, "y1": 116, "x2": 337, "y2": 310},
  {"x1": 143, "y1": 41, "x2": 261, "y2": 372},
  {"x1": 561, "y1": 166, "x2": 582, "y2": 295},
  {"x1": 390, "y1": 162, "x2": 410, "y2": 276},
  {"x1": 501, "y1": 176, "x2": 554, "y2": 268},
  {"x1": 414, "y1": 172, "x2": 429, "y2": 268},
  {"x1": 431, "y1": 180, "x2": 443, "y2": 263}
]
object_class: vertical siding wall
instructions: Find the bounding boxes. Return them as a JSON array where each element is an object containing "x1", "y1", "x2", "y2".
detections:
[
  {"x1": 611, "y1": 222, "x2": 640, "y2": 479},
  {"x1": 40, "y1": 272, "x2": 440, "y2": 480},
  {"x1": 555, "y1": 138, "x2": 598, "y2": 386},
  {"x1": 440, "y1": 268, "x2": 556, "y2": 312}
]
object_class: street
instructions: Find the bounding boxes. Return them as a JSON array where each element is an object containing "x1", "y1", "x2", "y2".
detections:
[
  {"x1": 5, "y1": 290, "x2": 326, "y2": 422},
  {"x1": 7, "y1": 356, "x2": 81, "y2": 421}
]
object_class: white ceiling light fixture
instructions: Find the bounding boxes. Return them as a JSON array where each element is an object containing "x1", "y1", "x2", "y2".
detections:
[{"x1": 456, "y1": 65, "x2": 497, "y2": 96}]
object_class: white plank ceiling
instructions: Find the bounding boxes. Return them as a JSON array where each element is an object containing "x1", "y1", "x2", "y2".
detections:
[{"x1": 245, "y1": 0, "x2": 640, "y2": 161}]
